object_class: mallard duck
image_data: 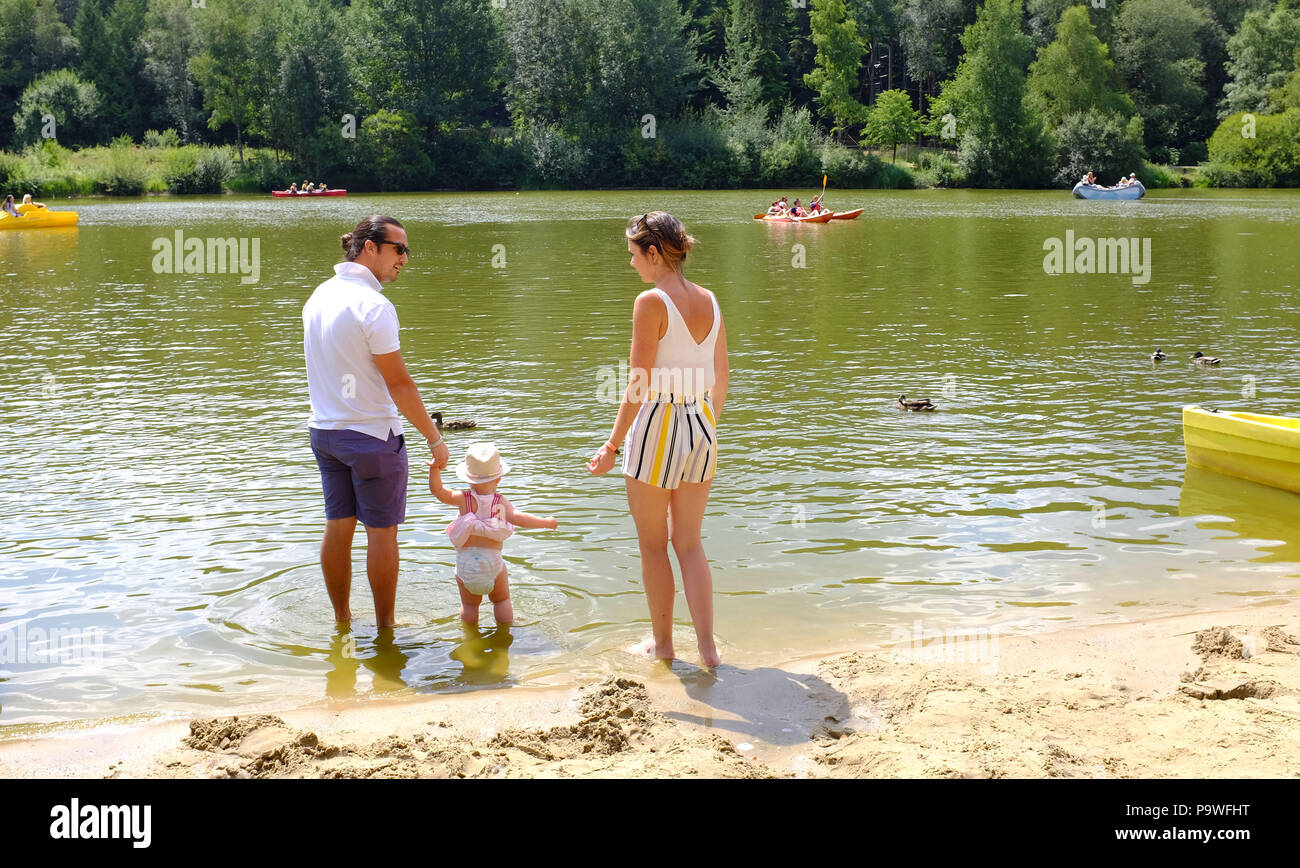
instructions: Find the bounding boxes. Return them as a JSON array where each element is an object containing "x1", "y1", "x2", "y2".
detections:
[
  {"x1": 1150, "y1": 348, "x2": 1166, "y2": 361},
  {"x1": 433, "y1": 412, "x2": 477, "y2": 431},
  {"x1": 898, "y1": 395, "x2": 936, "y2": 411},
  {"x1": 1191, "y1": 351, "x2": 1221, "y2": 366}
]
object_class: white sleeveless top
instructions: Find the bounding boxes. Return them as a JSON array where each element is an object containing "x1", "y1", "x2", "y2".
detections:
[{"x1": 648, "y1": 287, "x2": 720, "y2": 399}]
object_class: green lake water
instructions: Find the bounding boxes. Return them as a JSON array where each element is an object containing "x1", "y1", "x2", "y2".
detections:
[{"x1": 3, "y1": 187, "x2": 1300, "y2": 728}]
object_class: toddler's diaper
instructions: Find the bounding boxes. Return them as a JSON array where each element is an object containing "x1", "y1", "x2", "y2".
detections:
[{"x1": 457, "y1": 547, "x2": 504, "y2": 595}]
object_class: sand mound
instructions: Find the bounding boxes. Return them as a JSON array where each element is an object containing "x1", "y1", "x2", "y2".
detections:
[
  {"x1": 807, "y1": 620, "x2": 1300, "y2": 778},
  {"x1": 177, "y1": 677, "x2": 773, "y2": 779},
  {"x1": 184, "y1": 715, "x2": 289, "y2": 752},
  {"x1": 1192, "y1": 627, "x2": 1244, "y2": 660}
]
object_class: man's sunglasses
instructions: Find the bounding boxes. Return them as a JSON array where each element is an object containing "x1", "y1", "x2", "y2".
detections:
[{"x1": 375, "y1": 239, "x2": 411, "y2": 257}]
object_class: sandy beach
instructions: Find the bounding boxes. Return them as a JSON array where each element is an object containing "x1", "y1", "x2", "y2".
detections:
[{"x1": 3, "y1": 600, "x2": 1297, "y2": 779}]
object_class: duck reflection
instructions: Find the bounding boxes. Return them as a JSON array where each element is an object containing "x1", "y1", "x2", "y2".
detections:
[
  {"x1": 325, "y1": 625, "x2": 410, "y2": 698},
  {"x1": 449, "y1": 623, "x2": 514, "y2": 685}
]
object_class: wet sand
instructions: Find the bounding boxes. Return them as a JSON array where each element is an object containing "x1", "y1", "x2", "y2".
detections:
[{"x1": 2, "y1": 600, "x2": 1298, "y2": 778}]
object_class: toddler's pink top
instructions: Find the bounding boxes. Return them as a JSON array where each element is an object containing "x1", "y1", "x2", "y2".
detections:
[{"x1": 446, "y1": 490, "x2": 514, "y2": 549}]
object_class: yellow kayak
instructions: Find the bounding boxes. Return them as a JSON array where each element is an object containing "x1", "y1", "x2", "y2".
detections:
[
  {"x1": 0, "y1": 203, "x2": 79, "y2": 230},
  {"x1": 1183, "y1": 405, "x2": 1300, "y2": 495}
]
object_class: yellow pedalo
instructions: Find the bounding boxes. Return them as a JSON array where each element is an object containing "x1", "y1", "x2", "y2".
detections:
[
  {"x1": 0, "y1": 202, "x2": 79, "y2": 230},
  {"x1": 1183, "y1": 405, "x2": 1300, "y2": 495}
]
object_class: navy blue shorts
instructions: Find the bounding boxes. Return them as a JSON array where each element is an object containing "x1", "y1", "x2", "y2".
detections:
[{"x1": 310, "y1": 428, "x2": 408, "y2": 528}]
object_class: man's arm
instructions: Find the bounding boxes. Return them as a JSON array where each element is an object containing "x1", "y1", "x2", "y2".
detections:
[{"x1": 372, "y1": 349, "x2": 450, "y2": 467}]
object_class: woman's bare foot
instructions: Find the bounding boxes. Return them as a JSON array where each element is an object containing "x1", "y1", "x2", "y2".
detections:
[
  {"x1": 626, "y1": 636, "x2": 674, "y2": 660},
  {"x1": 493, "y1": 598, "x2": 514, "y2": 625},
  {"x1": 460, "y1": 603, "x2": 479, "y2": 624},
  {"x1": 697, "y1": 639, "x2": 721, "y2": 668}
]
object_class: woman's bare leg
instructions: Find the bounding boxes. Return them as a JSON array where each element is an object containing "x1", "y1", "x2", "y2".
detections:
[
  {"x1": 625, "y1": 476, "x2": 675, "y2": 660},
  {"x1": 488, "y1": 567, "x2": 512, "y2": 625},
  {"x1": 669, "y1": 479, "x2": 719, "y2": 666}
]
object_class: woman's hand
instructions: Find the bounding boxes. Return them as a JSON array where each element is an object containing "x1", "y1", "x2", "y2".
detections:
[{"x1": 587, "y1": 444, "x2": 618, "y2": 475}]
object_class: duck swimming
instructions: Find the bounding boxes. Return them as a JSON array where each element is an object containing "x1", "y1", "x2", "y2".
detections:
[
  {"x1": 898, "y1": 395, "x2": 936, "y2": 411},
  {"x1": 1151, "y1": 348, "x2": 1166, "y2": 361},
  {"x1": 1191, "y1": 352, "x2": 1221, "y2": 366},
  {"x1": 433, "y1": 412, "x2": 478, "y2": 431}
]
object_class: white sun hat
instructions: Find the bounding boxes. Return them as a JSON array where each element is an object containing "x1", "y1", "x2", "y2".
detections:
[{"x1": 455, "y1": 442, "x2": 511, "y2": 484}]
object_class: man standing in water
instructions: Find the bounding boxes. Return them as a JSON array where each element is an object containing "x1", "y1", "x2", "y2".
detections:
[{"x1": 303, "y1": 215, "x2": 449, "y2": 627}]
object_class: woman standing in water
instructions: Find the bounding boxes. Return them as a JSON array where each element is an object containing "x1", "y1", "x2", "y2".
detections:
[{"x1": 588, "y1": 211, "x2": 729, "y2": 666}]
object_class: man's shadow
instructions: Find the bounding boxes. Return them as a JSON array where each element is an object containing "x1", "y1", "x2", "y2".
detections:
[{"x1": 652, "y1": 661, "x2": 856, "y2": 747}]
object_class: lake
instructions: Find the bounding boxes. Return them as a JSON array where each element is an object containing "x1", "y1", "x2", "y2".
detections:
[{"x1": 3, "y1": 187, "x2": 1299, "y2": 729}]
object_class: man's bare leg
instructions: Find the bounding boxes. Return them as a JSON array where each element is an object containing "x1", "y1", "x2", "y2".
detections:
[
  {"x1": 321, "y1": 517, "x2": 357, "y2": 622},
  {"x1": 366, "y1": 524, "x2": 399, "y2": 628}
]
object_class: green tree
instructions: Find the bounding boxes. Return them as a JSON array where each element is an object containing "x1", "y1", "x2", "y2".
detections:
[
  {"x1": 140, "y1": 0, "x2": 205, "y2": 142},
  {"x1": 0, "y1": 0, "x2": 78, "y2": 148},
  {"x1": 1206, "y1": 107, "x2": 1300, "y2": 186},
  {"x1": 897, "y1": 0, "x2": 965, "y2": 112},
  {"x1": 75, "y1": 0, "x2": 150, "y2": 142},
  {"x1": 861, "y1": 88, "x2": 921, "y2": 162},
  {"x1": 712, "y1": 0, "x2": 766, "y2": 116},
  {"x1": 351, "y1": 0, "x2": 503, "y2": 133},
  {"x1": 1277, "y1": 49, "x2": 1300, "y2": 110},
  {"x1": 804, "y1": 0, "x2": 868, "y2": 133},
  {"x1": 357, "y1": 108, "x2": 435, "y2": 190},
  {"x1": 190, "y1": 0, "x2": 266, "y2": 161},
  {"x1": 502, "y1": 0, "x2": 697, "y2": 146},
  {"x1": 1221, "y1": 5, "x2": 1300, "y2": 117},
  {"x1": 1027, "y1": 5, "x2": 1134, "y2": 127},
  {"x1": 1026, "y1": 0, "x2": 1118, "y2": 47},
  {"x1": 11, "y1": 67, "x2": 101, "y2": 147},
  {"x1": 931, "y1": 0, "x2": 1055, "y2": 187},
  {"x1": 259, "y1": 0, "x2": 353, "y2": 169},
  {"x1": 1053, "y1": 111, "x2": 1147, "y2": 185},
  {"x1": 502, "y1": 0, "x2": 591, "y2": 129},
  {"x1": 580, "y1": 0, "x2": 700, "y2": 132},
  {"x1": 1112, "y1": 0, "x2": 1211, "y2": 158}
]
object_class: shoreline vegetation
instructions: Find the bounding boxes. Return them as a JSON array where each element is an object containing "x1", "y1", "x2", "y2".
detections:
[
  {"x1": 2, "y1": 599, "x2": 1297, "y2": 778},
  {"x1": 2, "y1": 1, "x2": 1297, "y2": 199},
  {"x1": 0, "y1": 138, "x2": 1206, "y2": 200}
]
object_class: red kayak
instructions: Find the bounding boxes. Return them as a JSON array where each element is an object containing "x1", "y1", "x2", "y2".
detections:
[
  {"x1": 831, "y1": 208, "x2": 863, "y2": 220},
  {"x1": 271, "y1": 188, "x2": 347, "y2": 197},
  {"x1": 753, "y1": 211, "x2": 835, "y2": 223}
]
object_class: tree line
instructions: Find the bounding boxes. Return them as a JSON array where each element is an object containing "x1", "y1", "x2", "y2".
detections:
[{"x1": 1, "y1": 0, "x2": 1297, "y2": 192}]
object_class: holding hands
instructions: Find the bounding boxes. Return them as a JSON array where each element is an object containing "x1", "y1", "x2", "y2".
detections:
[{"x1": 429, "y1": 437, "x2": 450, "y2": 470}]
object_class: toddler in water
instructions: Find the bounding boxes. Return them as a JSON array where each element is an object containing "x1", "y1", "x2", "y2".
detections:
[{"x1": 429, "y1": 442, "x2": 558, "y2": 625}]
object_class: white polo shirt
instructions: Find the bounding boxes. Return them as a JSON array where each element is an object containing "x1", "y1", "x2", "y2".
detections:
[{"x1": 303, "y1": 261, "x2": 402, "y2": 440}]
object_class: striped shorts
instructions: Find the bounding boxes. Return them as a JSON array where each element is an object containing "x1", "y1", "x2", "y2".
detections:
[{"x1": 622, "y1": 393, "x2": 718, "y2": 489}]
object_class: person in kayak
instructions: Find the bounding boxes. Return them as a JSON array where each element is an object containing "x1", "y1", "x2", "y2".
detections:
[
  {"x1": 2, "y1": 195, "x2": 20, "y2": 218},
  {"x1": 766, "y1": 200, "x2": 782, "y2": 216},
  {"x1": 20, "y1": 194, "x2": 45, "y2": 210},
  {"x1": 790, "y1": 198, "x2": 807, "y2": 218},
  {"x1": 809, "y1": 195, "x2": 827, "y2": 215},
  {"x1": 288, "y1": 183, "x2": 299, "y2": 194}
]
